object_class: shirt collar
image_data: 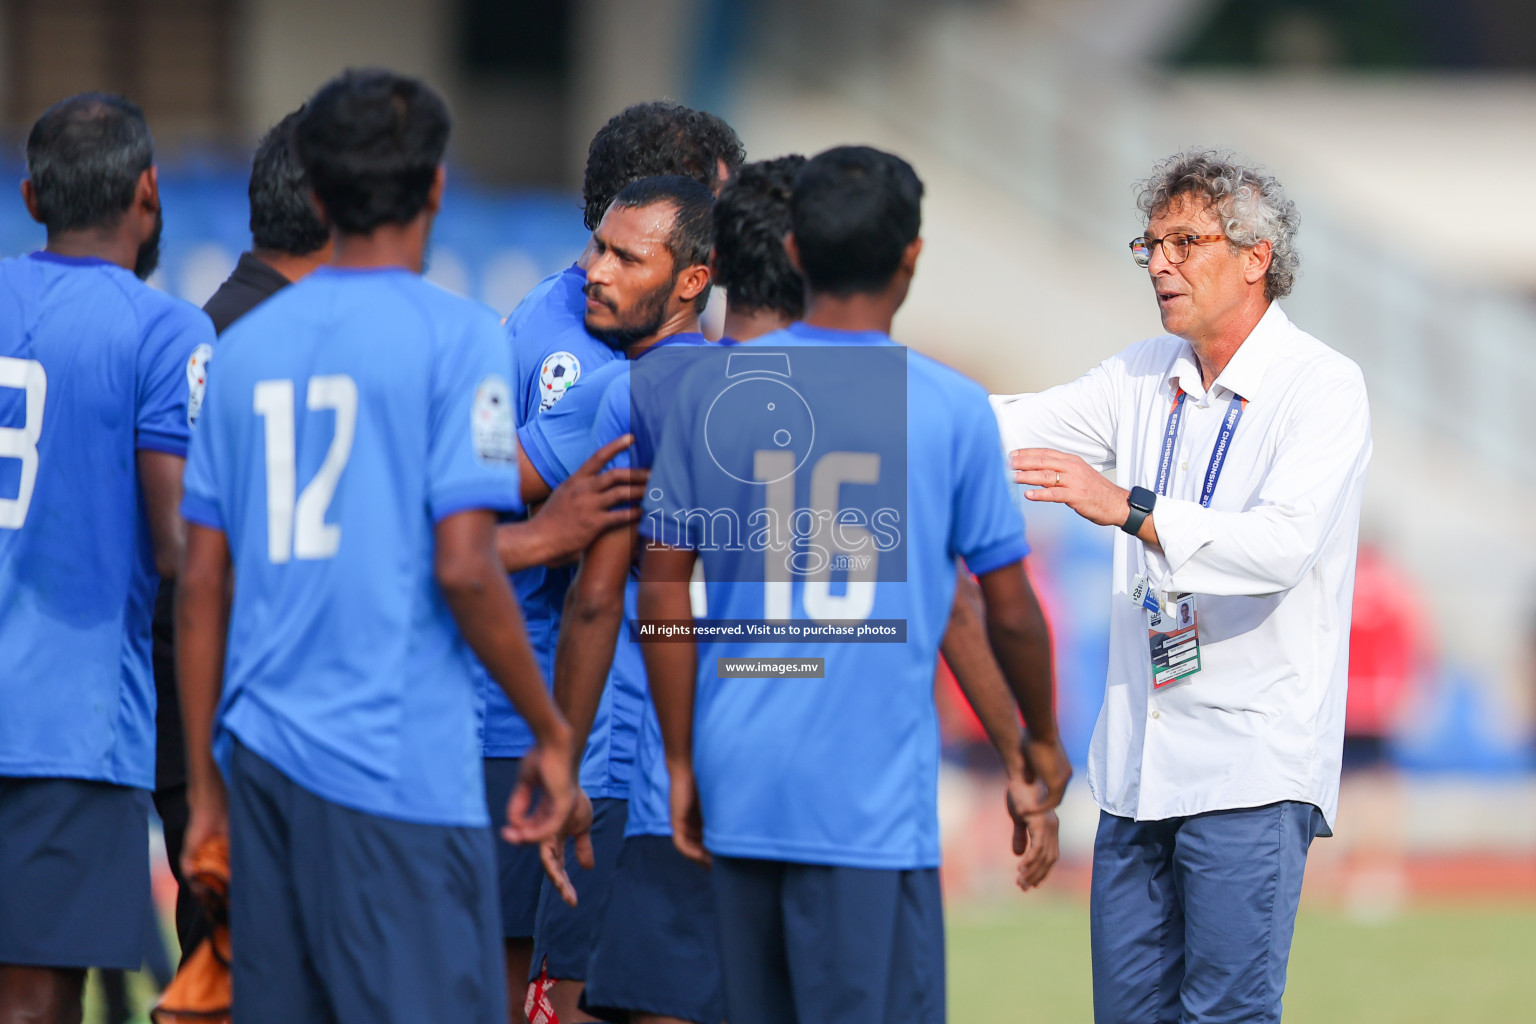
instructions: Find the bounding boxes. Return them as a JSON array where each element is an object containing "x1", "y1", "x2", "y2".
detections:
[
  {"x1": 232, "y1": 251, "x2": 293, "y2": 296},
  {"x1": 632, "y1": 330, "x2": 709, "y2": 358},
  {"x1": 28, "y1": 250, "x2": 116, "y2": 269},
  {"x1": 785, "y1": 321, "x2": 893, "y2": 346},
  {"x1": 1166, "y1": 300, "x2": 1288, "y2": 404},
  {"x1": 1213, "y1": 301, "x2": 1287, "y2": 400}
]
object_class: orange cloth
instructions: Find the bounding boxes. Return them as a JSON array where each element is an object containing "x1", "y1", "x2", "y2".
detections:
[{"x1": 152, "y1": 836, "x2": 231, "y2": 1024}]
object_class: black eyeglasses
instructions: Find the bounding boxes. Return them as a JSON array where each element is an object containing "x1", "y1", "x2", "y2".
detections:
[{"x1": 1129, "y1": 233, "x2": 1226, "y2": 267}]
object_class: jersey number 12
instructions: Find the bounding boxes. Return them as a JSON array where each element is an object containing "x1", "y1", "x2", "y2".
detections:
[{"x1": 254, "y1": 375, "x2": 357, "y2": 563}]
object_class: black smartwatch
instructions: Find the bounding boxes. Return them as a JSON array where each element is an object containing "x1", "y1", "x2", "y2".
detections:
[{"x1": 1122, "y1": 486, "x2": 1156, "y2": 536}]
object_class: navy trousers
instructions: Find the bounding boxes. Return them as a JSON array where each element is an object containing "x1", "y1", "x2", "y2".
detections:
[{"x1": 1090, "y1": 801, "x2": 1326, "y2": 1024}]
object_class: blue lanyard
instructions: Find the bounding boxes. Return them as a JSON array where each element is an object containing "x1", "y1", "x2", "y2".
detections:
[{"x1": 1154, "y1": 390, "x2": 1246, "y2": 507}]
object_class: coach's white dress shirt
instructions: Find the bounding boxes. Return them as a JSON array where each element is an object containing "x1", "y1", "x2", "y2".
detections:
[{"x1": 991, "y1": 303, "x2": 1371, "y2": 830}]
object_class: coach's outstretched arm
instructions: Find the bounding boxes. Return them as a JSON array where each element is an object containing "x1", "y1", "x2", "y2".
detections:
[
  {"x1": 637, "y1": 541, "x2": 708, "y2": 866},
  {"x1": 176, "y1": 523, "x2": 233, "y2": 880},
  {"x1": 942, "y1": 566, "x2": 1059, "y2": 890},
  {"x1": 436, "y1": 508, "x2": 577, "y2": 844},
  {"x1": 973, "y1": 559, "x2": 1072, "y2": 813}
]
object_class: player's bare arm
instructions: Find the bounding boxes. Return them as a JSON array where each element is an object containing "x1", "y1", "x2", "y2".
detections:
[
  {"x1": 137, "y1": 449, "x2": 187, "y2": 579},
  {"x1": 944, "y1": 566, "x2": 1028, "y2": 777},
  {"x1": 556, "y1": 523, "x2": 635, "y2": 764},
  {"x1": 637, "y1": 541, "x2": 708, "y2": 866},
  {"x1": 941, "y1": 565, "x2": 1060, "y2": 891},
  {"x1": 537, "y1": 520, "x2": 635, "y2": 904},
  {"x1": 435, "y1": 507, "x2": 576, "y2": 844},
  {"x1": 974, "y1": 560, "x2": 1072, "y2": 812},
  {"x1": 176, "y1": 523, "x2": 233, "y2": 881},
  {"x1": 496, "y1": 433, "x2": 647, "y2": 573}
]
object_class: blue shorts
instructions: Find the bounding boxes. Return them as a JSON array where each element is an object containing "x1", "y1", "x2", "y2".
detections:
[
  {"x1": 227, "y1": 740, "x2": 506, "y2": 1024},
  {"x1": 0, "y1": 776, "x2": 150, "y2": 970},
  {"x1": 484, "y1": 757, "x2": 546, "y2": 939},
  {"x1": 530, "y1": 796, "x2": 628, "y2": 980},
  {"x1": 582, "y1": 835, "x2": 724, "y2": 1024},
  {"x1": 710, "y1": 856, "x2": 944, "y2": 1024}
]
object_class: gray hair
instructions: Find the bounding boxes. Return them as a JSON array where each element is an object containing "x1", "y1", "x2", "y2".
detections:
[{"x1": 1136, "y1": 149, "x2": 1300, "y2": 301}]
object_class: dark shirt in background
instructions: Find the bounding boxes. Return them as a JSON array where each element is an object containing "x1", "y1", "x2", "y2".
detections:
[
  {"x1": 151, "y1": 251, "x2": 290, "y2": 961},
  {"x1": 154, "y1": 251, "x2": 291, "y2": 792},
  {"x1": 201, "y1": 251, "x2": 294, "y2": 335}
]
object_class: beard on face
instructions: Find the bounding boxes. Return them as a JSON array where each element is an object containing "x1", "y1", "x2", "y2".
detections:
[
  {"x1": 134, "y1": 208, "x2": 164, "y2": 281},
  {"x1": 585, "y1": 272, "x2": 675, "y2": 351}
]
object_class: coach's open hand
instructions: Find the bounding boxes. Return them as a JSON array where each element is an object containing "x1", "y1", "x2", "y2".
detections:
[{"x1": 1011, "y1": 448, "x2": 1134, "y2": 529}]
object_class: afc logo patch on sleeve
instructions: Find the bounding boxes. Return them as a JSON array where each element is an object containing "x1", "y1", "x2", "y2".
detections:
[
  {"x1": 538, "y1": 351, "x2": 581, "y2": 411},
  {"x1": 186, "y1": 343, "x2": 213, "y2": 426},
  {"x1": 473, "y1": 374, "x2": 517, "y2": 464}
]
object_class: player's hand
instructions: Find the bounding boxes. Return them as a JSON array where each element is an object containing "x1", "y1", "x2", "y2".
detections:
[
  {"x1": 504, "y1": 739, "x2": 578, "y2": 845},
  {"x1": 668, "y1": 758, "x2": 710, "y2": 867},
  {"x1": 1016, "y1": 730, "x2": 1072, "y2": 813},
  {"x1": 1006, "y1": 770, "x2": 1037, "y2": 855},
  {"x1": 1010, "y1": 448, "x2": 1131, "y2": 529},
  {"x1": 532, "y1": 434, "x2": 648, "y2": 566},
  {"x1": 181, "y1": 780, "x2": 229, "y2": 883},
  {"x1": 539, "y1": 789, "x2": 595, "y2": 908},
  {"x1": 1015, "y1": 811, "x2": 1060, "y2": 892}
]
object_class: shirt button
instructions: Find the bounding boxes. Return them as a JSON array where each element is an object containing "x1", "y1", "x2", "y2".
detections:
[
  {"x1": 1180, "y1": 461, "x2": 1188, "y2": 472},
  {"x1": 1151, "y1": 710, "x2": 1161, "y2": 719}
]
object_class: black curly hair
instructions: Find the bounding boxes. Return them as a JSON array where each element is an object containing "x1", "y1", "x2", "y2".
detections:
[
  {"x1": 712, "y1": 155, "x2": 805, "y2": 320},
  {"x1": 581, "y1": 101, "x2": 744, "y2": 231},
  {"x1": 295, "y1": 69, "x2": 450, "y2": 235},
  {"x1": 249, "y1": 108, "x2": 328, "y2": 255}
]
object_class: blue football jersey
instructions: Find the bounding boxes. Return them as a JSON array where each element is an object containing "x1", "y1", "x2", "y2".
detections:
[
  {"x1": 582, "y1": 339, "x2": 718, "y2": 837},
  {"x1": 518, "y1": 334, "x2": 709, "y2": 799},
  {"x1": 641, "y1": 323, "x2": 1029, "y2": 868},
  {"x1": 180, "y1": 267, "x2": 522, "y2": 826},
  {"x1": 481, "y1": 264, "x2": 621, "y2": 758},
  {"x1": 0, "y1": 252, "x2": 213, "y2": 787}
]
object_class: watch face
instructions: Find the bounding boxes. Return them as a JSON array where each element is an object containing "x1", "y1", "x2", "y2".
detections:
[
  {"x1": 1130, "y1": 486, "x2": 1156, "y2": 513},
  {"x1": 703, "y1": 375, "x2": 816, "y2": 484}
]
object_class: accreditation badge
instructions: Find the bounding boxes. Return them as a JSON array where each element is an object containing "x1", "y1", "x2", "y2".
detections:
[{"x1": 1146, "y1": 590, "x2": 1200, "y2": 690}]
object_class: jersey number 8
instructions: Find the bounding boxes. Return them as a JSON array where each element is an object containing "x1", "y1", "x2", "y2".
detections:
[
  {"x1": 0, "y1": 356, "x2": 47, "y2": 530},
  {"x1": 254, "y1": 375, "x2": 358, "y2": 563}
]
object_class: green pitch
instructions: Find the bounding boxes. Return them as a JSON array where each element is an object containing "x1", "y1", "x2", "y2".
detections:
[
  {"x1": 88, "y1": 899, "x2": 1536, "y2": 1023},
  {"x1": 947, "y1": 897, "x2": 1536, "y2": 1023}
]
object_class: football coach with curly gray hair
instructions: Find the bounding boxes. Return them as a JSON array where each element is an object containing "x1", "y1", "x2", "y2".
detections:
[{"x1": 992, "y1": 150, "x2": 1372, "y2": 1021}]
